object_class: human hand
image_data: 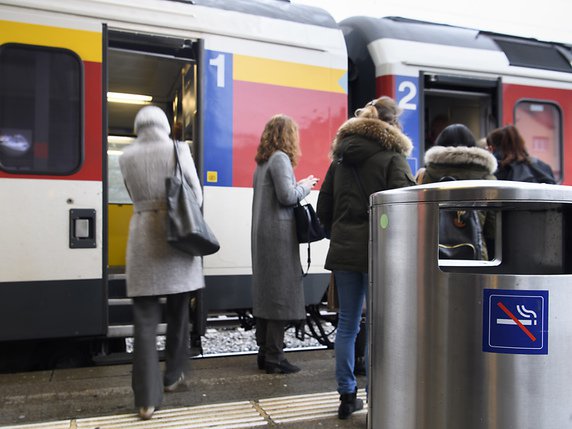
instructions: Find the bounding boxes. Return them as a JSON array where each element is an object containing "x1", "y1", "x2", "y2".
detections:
[{"x1": 298, "y1": 175, "x2": 319, "y2": 189}]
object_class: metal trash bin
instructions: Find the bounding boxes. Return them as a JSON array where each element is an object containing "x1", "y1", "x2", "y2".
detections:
[{"x1": 369, "y1": 180, "x2": 572, "y2": 429}]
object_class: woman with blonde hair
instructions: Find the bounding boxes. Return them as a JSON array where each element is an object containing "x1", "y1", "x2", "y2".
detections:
[
  {"x1": 317, "y1": 96, "x2": 415, "y2": 419},
  {"x1": 251, "y1": 114, "x2": 319, "y2": 374}
]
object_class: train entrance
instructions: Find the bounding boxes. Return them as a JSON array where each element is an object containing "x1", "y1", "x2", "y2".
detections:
[
  {"x1": 422, "y1": 73, "x2": 501, "y2": 153},
  {"x1": 104, "y1": 30, "x2": 201, "y2": 342},
  {"x1": 106, "y1": 30, "x2": 199, "y2": 272}
]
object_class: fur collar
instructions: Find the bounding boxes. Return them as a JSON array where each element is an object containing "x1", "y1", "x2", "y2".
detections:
[
  {"x1": 424, "y1": 145, "x2": 498, "y2": 173},
  {"x1": 332, "y1": 117, "x2": 413, "y2": 157}
]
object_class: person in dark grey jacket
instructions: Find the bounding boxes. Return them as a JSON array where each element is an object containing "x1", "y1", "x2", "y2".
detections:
[
  {"x1": 486, "y1": 124, "x2": 556, "y2": 184},
  {"x1": 119, "y1": 106, "x2": 204, "y2": 420},
  {"x1": 251, "y1": 114, "x2": 318, "y2": 374},
  {"x1": 317, "y1": 96, "x2": 415, "y2": 419}
]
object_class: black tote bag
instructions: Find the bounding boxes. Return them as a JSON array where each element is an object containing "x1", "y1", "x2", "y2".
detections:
[{"x1": 166, "y1": 141, "x2": 220, "y2": 256}]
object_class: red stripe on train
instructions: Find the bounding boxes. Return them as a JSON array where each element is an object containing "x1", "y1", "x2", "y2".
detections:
[{"x1": 232, "y1": 80, "x2": 347, "y2": 188}]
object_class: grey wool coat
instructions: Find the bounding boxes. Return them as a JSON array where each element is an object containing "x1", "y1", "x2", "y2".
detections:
[
  {"x1": 119, "y1": 127, "x2": 205, "y2": 297},
  {"x1": 251, "y1": 151, "x2": 311, "y2": 321}
]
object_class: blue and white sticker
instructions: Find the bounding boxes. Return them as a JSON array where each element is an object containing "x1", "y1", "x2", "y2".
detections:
[{"x1": 483, "y1": 289, "x2": 548, "y2": 355}]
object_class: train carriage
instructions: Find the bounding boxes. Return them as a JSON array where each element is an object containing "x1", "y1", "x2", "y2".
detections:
[
  {"x1": 2, "y1": 2, "x2": 572, "y2": 370},
  {"x1": 342, "y1": 16, "x2": 572, "y2": 183},
  {"x1": 0, "y1": 0, "x2": 346, "y2": 367}
]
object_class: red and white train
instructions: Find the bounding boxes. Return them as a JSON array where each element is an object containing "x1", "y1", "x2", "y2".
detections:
[{"x1": 0, "y1": 1, "x2": 570, "y2": 367}]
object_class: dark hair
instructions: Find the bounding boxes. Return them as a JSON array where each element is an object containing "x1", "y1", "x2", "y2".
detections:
[
  {"x1": 355, "y1": 96, "x2": 402, "y2": 129},
  {"x1": 255, "y1": 114, "x2": 300, "y2": 166},
  {"x1": 486, "y1": 125, "x2": 529, "y2": 167},
  {"x1": 434, "y1": 124, "x2": 476, "y2": 148}
]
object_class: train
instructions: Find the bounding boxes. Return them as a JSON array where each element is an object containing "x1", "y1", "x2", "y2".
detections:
[{"x1": 0, "y1": 0, "x2": 571, "y2": 369}]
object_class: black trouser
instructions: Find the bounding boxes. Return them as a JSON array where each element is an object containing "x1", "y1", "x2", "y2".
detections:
[
  {"x1": 255, "y1": 318, "x2": 286, "y2": 365},
  {"x1": 132, "y1": 292, "x2": 190, "y2": 407}
]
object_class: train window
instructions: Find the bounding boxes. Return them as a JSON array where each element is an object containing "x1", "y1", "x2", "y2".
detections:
[
  {"x1": 514, "y1": 101, "x2": 562, "y2": 182},
  {"x1": 0, "y1": 44, "x2": 82, "y2": 174}
]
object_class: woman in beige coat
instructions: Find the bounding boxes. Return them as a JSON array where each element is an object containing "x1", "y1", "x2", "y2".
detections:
[{"x1": 119, "y1": 106, "x2": 204, "y2": 420}]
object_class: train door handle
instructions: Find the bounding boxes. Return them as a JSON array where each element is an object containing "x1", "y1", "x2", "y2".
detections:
[{"x1": 69, "y1": 209, "x2": 97, "y2": 248}]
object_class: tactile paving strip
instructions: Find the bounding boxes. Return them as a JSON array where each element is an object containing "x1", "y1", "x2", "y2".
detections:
[
  {"x1": 258, "y1": 389, "x2": 367, "y2": 424},
  {"x1": 75, "y1": 401, "x2": 266, "y2": 428},
  {"x1": 0, "y1": 389, "x2": 367, "y2": 428}
]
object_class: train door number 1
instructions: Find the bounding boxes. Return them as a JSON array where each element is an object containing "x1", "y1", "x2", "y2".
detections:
[{"x1": 209, "y1": 53, "x2": 226, "y2": 88}]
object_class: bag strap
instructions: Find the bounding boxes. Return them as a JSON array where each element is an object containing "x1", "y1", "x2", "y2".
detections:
[
  {"x1": 296, "y1": 199, "x2": 311, "y2": 278},
  {"x1": 172, "y1": 139, "x2": 183, "y2": 178},
  {"x1": 303, "y1": 241, "x2": 311, "y2": 277}
]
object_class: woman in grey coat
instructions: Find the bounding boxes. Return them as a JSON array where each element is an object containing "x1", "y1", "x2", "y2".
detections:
[
  {"x1": 251, "y1": 114, "x2": 318, "y2": 374},
  {"x1": 119, "y1": 106, "x2": 204, "y2": 420}
]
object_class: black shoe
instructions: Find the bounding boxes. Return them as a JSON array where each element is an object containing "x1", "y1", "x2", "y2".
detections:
[
  {"x1": 338, "y1": 388, "x2": 364, "y2": 419},
  {"x1": 257, "y1": 353, "x2": 265, "y2": 370},
  {"x1": 265, "y1": 359, "x2": 300, "y2": 374}
]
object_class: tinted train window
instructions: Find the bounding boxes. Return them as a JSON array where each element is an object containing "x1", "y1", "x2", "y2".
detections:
[
  {"x1": 0, "y1": 44, "x2": 82, "y2": 174},
  {"x1": 515, "y1": 101, "x2": 562, "y2": 182}
]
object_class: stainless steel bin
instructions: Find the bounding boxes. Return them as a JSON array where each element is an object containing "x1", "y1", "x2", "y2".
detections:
[{"x1": 369, "y1": 180, "x2": 572, "y2": 429}]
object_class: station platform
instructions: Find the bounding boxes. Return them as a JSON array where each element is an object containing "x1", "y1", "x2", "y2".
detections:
[{"x1": 0, "y1": 349, "x2": 367, "y2": 428}]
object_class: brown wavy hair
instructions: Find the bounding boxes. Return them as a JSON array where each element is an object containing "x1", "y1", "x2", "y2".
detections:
[
  {"x1": 255, "y1": 114, "x2": 301, "y2": 166},
  {"x1": 355, "y1": 96, "x2": 402, "y2": 129},
  {"x1": 486, "y1": 125, "x2": 529, "y2": 167}
]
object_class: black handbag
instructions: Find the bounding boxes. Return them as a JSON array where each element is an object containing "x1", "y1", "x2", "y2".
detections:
[
  {"x1": 437, "y1": 176, "x2": 483, "y2": 260},
  {"x1": 166, "y1": 141, "x2": 220, "y2": 256},
  {"x1": 293, "y1": 200, "x2": 326, "y2": 243},
  {"x1": 438, "y1": 209, "x2": 483, "y2": 260},
  {"x1": 293, "y1": 199, "x2": 326, "y2": 276}
]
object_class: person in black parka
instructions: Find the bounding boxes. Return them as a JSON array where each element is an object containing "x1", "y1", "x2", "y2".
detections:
[{"x1": 317, "y1": 96, "x2": 415, "y2": 420}]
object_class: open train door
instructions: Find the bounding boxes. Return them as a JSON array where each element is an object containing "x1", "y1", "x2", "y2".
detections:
[
  {"x1": 0, "y1": 17, "x2": 106, "y2": 344},
  {"x1": 421, "y1": 73, "x2": 501, "y2": 154},
  {"x1": 104, "y1": 29, "x2": 204, "y2": 346}
]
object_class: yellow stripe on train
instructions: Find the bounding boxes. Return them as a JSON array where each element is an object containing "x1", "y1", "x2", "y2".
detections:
[
  {"x1": 234, "y1": 54, "x2": 347, "y2": 94},
  {"x1": 0, "y1": 20, "x2": 101, "y2": 63}
]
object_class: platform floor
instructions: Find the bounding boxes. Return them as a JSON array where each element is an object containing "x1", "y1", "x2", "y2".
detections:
[{"x1": 0, "y1": 349, "x2": 367, "y2": 428}]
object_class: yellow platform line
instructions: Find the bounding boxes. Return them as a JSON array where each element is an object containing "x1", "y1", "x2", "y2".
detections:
[
  {"x1": 0, "y1": 389, "x2": 367, "y2": 428},
  {"x1": 0, "y1": 423, "x2": 69, "y2": 429},
  {"x1": 75, "y1": 401, "x2": 265, "y2": 429}
]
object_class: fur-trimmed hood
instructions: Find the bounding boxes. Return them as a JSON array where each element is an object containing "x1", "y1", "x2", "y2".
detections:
[
  {"x1": 332, "y1": 117, "x2": 413, "y2": 165},
  {"x1": 425, "y1": 145, "x2": 497, "y2": 174}
]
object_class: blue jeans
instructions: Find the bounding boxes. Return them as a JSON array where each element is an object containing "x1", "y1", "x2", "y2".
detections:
[{"x1": 334, "y1": 271, "x2": 367, "y2": 394}]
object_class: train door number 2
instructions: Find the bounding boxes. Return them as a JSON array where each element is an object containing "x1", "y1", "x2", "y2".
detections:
[{"x1": 395, "y1": 76, "x2": 420, "y2": 173}]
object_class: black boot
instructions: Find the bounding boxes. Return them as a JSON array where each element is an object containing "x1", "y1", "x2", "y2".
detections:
[
  {"x1": 257, "y1": 352, "x2": 265, "y2": 370},
  {"x1": 338, "y1": 388, "x2": 363, "y2": 419}
]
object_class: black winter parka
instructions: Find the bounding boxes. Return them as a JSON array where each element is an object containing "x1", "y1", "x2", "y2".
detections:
[{"x1": 317, "y1": 117, "x2": 415, "y2": 273}]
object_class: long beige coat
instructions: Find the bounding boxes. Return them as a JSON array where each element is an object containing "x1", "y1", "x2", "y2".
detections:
[{"x1": 119, "y1": 126, "x2": 205, "y2": 297}]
